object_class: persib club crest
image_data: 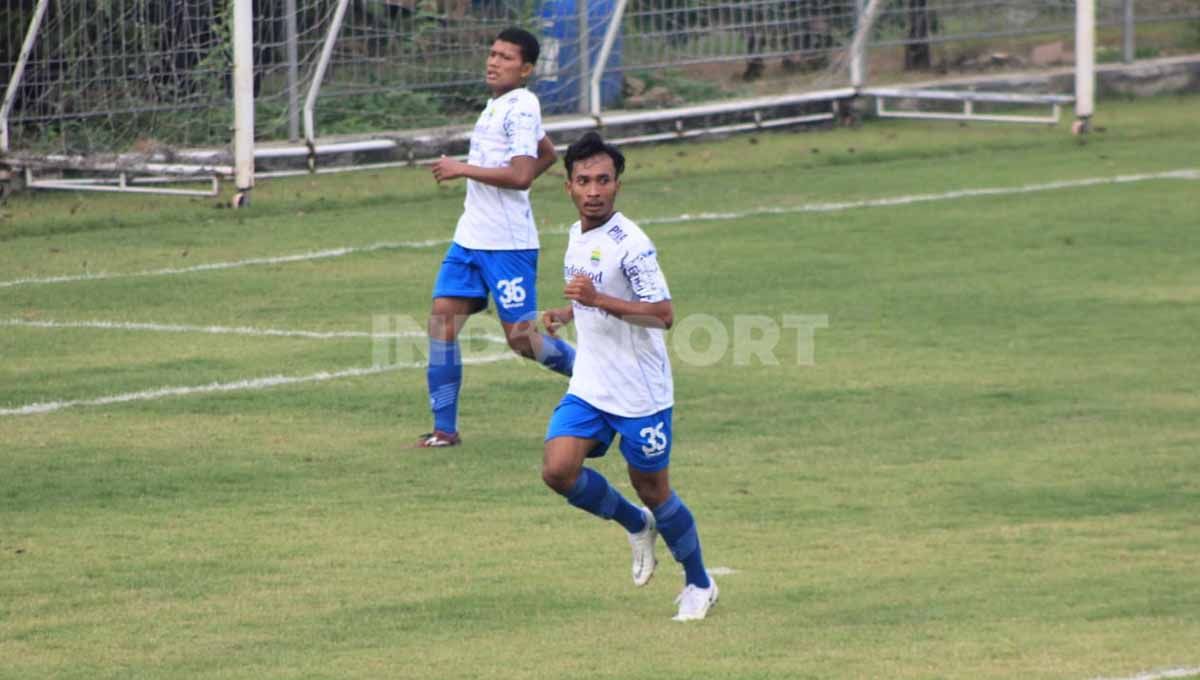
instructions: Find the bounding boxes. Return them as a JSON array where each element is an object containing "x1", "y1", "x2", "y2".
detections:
[{"x1": 590, "y1": 248, "x2": 602, "y2": 266}]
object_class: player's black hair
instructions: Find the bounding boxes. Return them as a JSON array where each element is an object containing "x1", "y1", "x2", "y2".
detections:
[
  {"x1": 495, "y1": 27, "x2": 540, "y2": 65},
  {"x1": 563, "y1": 132, "x2": 626, "y2": 179}
]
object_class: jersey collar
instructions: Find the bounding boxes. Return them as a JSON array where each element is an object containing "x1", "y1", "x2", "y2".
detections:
[{"x1": 580, "y1": 211, "x2": 622, "y2": 235}]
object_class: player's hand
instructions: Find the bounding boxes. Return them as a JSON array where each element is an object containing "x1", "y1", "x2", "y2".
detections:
[
  {"x1": 431, "y1": 156, "x2": 465, "y2": 183},
  {"x1": 564, "y1": 274, "x2": 598, "y2": 306},
  {"x1": 542, "y1": 307, "x2": 572, "y2": 337}
]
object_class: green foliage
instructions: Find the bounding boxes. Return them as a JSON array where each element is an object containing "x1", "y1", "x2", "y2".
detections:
[
  {"x1": 1186, "y1": 19, "x2": 1200, "y2": 50},
  {"x1": 1097, "y1": 45, "x2": 1162, "y2": 63},
  {"x1": 633, "y1": 68, "x2": 730, "y2": 103},
  {"x1": 315, "y1": 89, "x2": 454, "y2": 133}
]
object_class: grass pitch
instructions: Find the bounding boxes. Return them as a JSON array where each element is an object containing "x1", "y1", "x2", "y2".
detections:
[{"x1": 2, "y1": 95, "x2": 1199, "y2": 679}]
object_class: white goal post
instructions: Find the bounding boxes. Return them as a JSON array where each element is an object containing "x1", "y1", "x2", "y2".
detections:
[
  {"x1": 1075, "y1": 0, "x2": 1097, "y2": 130},
  {"x1": 0, "y1": 0, "x2": 48, "y2": 155},
  {"x1": 232, "y1": 0, "x2": 256, "y2": 203}
]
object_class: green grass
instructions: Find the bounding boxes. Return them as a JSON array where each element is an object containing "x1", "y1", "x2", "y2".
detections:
[{"x1": 2, "y1": 95, "x2": 1200, "y2": 679}]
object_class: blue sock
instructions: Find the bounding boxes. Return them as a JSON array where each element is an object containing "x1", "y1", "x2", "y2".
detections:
[
  {"x1": 536, "y1": 334, "x2": 575, "y2": 377},
  {"x1": 563, "y1": 468, "x2": 647, "y2": 534},
  {"x1": 653, "y1": 492, "x2": 711, "y2": 588},
  {"x1": 426, "y1": 338, "x2": 461, "y2": 434}
]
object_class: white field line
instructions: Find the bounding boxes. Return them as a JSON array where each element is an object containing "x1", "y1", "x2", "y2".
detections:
[
  {"x1": 674, "y1": 567, "x2": 738, "y2": 577},
  {"x1": 0, "y1": 238, "x2": 449, "y2": 289},
  {"x1": 0, "y1": 318, "x2": 507, "y2": 345},
  {"x1": 0, "y1": 353, "x2": 517, "y2": 417},
  {"x1": 3, "y1": 169, "x2": 1196, "y2": 291},
  {"x1": 639, "y1": 168, "x2": 1200, "y2": 225},
  {"x1": 1090, "y1": 668, "x2": 1200, "y2": 680}
]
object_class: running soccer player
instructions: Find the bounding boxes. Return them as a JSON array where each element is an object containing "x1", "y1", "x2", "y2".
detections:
[
  {"x1": 418, "y1": 27, "x2": 576, "y2": 448},
  {"x1": 540, "y1": 132, "x2": 718, "y2": 621}
]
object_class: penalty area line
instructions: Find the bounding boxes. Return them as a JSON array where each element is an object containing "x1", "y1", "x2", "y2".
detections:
[
  {"x1": 2, "y1": 168, "x2": 1195, "y2": 290},
  {"x1": 0, "y1": 238, "x2": 450, "y2": 290},
  {"x1": 1090, "y1": 668, "x2": 1200, "y2": 680},
  {"x1": 0, "y1": 353, "x2": 516, "y2": 418},
  {"x1": 640, "y1": 169, "x2": 1200, "y2": 225},
  {"x1": 675, "y1": 567, "x2": 738, "y2": 577},
  {"x1": 0, "y1": 318, "x2": 509, "y2": 345}
]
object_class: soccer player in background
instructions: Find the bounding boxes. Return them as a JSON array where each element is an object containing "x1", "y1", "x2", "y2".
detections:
[
  {"x1": 418, "y1": 27, "x2": 575, "y2": 448},
  {"x1": 539, "y1": 132, "x2": 718, "y2": 621}
]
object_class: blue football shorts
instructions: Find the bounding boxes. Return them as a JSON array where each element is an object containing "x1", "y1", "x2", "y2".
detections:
[
  {"x1": 432, "y1": 242, "x2": 539, "y2": 324},
  {"x1": 545, "y1": 394, "x2": 674, "y2": 473}
]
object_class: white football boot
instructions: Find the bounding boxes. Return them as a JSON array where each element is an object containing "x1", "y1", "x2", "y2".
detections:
[
  {"x1": 672, "y1": 580, "x2": 719, "y2": 622},
  {"x1": 627, "y1": 507, "x2": 658, "y2": 587}
]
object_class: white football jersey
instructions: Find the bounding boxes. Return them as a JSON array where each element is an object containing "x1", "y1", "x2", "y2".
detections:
[
  {"x1": 452, "y1": 87, "x2": 545, "y2": 251},
  {"x1": 564, "y1": 212, "x2": 674, "y2": 417}
]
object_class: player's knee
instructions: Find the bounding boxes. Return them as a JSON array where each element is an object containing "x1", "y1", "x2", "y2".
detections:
[
  {"x1": 505, "y1": 331, "x2": 536, "y2": 358},
  {"x1": 636, "y1": 487, "x2": 670, "y2": 510},
  {"x1": 427, "y1": 311, "x2": 457, "y2": 341},
  {"x1": 427, "y1": 315, "x2": 446, "y2": 339},
  {"x1": 541, "y1": 461, "x2": 577, "y2": 495},
  {"x1": 630, "y1": 475, "x2": 670, "y2": 509}
]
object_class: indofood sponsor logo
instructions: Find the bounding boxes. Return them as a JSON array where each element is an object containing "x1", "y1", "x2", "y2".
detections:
[{"x1": 564, "y1": 264, "x2": 602, "y2": 285}]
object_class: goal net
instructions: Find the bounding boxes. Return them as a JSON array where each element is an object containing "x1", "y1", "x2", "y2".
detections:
[
  {"x1": 3, "y1": 0, "x2": 1195, "y2": 189},
  {"x1": 2, "y1": 0, "x2": 232, "y2": 162}
]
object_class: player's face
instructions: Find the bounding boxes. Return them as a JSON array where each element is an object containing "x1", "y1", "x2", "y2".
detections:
[
  {"x1": 485, "y1": 40, "x2": 532, "y2": 94},
  {"x1": 566, "y1": 154, "x2": 621, "y2": 228}
]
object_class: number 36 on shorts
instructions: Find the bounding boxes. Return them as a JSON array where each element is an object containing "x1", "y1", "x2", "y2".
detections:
[{"x1": 639, "y1": 421, "x2": 668, "y2": 456}]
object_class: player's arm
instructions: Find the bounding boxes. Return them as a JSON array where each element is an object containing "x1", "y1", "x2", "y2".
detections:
[
  {"x1": 542, "y1": 304, "x2": 575, "y2": 337},
  {"x1": 431, "y1": 155, "x2": 539, "y2": 190},
  {"x1": 564, "y1": 275, "x2": 674, "y2": 330},
  {"x1": 532, "y1": 134, "x2": 558, "y2": 180},
  {"x1": 433, "y1": 97, "x2": 548, "y2": 189}
]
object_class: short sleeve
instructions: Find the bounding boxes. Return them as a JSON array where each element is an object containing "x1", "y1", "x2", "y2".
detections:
[
  {"x1": 621, "y1": 240, "x2": 671, "y2": 303},
  {"x1": 502, "y1": 92, "x2": 542, "y2": 161}
]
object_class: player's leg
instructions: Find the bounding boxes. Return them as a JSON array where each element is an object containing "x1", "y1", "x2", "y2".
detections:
[
  {"x1": 543, "y1": 396, "x2": 649, "y2": 535},
  {"x1": 420, "y1": 245, "x2": 488, "y2": 447},
  {"x1": 481, "y1": 249, "x2": 575, "y2": 376},
  {"x1": 502, "y1": 317, "x2": 575, "y2": 376},
  {"x1": 628, "y1": 466, "x2": 712, "y2": 589},
  {"x1": 618, "y1": 409, "x2": 717, "y2": 620},
  {"x1": 420, "y1": 295, "x2": 481, "y2": 447}
]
